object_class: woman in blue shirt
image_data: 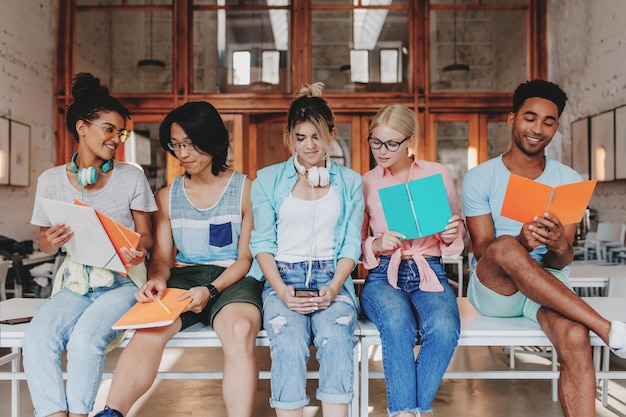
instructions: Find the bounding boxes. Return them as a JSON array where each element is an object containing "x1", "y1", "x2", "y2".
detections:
[{"x1": 250, "y1": 82, "x2": 364, "y2": 417}]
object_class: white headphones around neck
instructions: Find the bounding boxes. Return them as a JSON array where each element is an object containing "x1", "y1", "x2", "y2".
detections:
[{"x1": 293, "y1": 154, "x2": 330, "y2": 187}]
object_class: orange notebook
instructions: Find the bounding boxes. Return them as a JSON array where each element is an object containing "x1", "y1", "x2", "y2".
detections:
[
  {"x1": 500, "y1": 174, "x2": 597, "y2": 225},
  {"x1": 37, "y1": 198, "x2": 140, "y2": 275},
  {"x1": 74, "y1": 199, "x2": 140, "y2": 273},
  {"x1": 112, "y1": 288, "x2": 192, "y2": 330}
]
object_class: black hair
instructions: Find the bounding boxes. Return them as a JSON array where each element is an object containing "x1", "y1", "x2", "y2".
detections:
[
  {"x1": 513, "y1": 79, "x2": 568, "y2": 117},
  {"x1": 159, "y1": 101, "x2": 229, "y2": 176},
  {"x1": 65, "y1": 73, "x2": 131, "y2": 142}
]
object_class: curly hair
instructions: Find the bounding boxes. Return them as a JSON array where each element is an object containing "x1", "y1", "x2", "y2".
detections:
[
  {"x1": 65, "y1": 73, "x2": 130, "y2": 142},
  {"x1": 513, "y1": 79, "x2": 568, "y2": 117}
]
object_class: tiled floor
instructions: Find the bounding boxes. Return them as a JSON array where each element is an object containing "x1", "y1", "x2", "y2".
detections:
[{"x1": 2, "y1": 344, "x2": 625, "y2": 417}]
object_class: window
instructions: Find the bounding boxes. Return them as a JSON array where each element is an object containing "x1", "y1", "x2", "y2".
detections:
[
  {"x1": 75, "y1": 8, "x2": 174, "y2": 93},
  {"x1": 193, "y1": 2, "x2": 290, "y2": 93},
  {"x1": 262, "y1": 50, "x2": 281, "y2": 85},
  {"x1": 380, "y1": 49, "x2": 399, "y2": 83},
  {"x1": 429, "y1": 8, "x2": 528, "y2": 92},
  {"x1": 232, "y1": 51, "x2": 251, "y2": 85},
  {"x1": 311, "y1": 3, "x2": 410, "y2": 93}
]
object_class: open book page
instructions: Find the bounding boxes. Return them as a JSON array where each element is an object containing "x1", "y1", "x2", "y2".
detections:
[
  {"x1": 38, "y1": 198, "x2": 127, "y2": 273},
  {"x1": 378, "y1": 173, "x2": 453, "y2": 240},
  {"x1": 500, "y1": 174, "x2": 597, "y2": 225},
  {"x1": 545, "y1": 180, "x2": 597, "y2": 225},
  {"x1": 74, "y1": 200, "x2": 140, "y2": 267},
  {"x1": 112, "y1": 288, "x2": 192, "y2": 330}
]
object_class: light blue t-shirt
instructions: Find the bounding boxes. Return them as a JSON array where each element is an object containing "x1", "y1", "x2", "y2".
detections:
[{"x1": 462, "y1": 155, "x2": 582, "y2": 263}]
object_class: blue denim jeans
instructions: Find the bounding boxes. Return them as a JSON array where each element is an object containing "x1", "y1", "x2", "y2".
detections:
[
  {"x1": 360, "y1": 256, "x2": 460, "y2": 415},
  {"x1": 262, "y1": 260, "x2": 357, "y2": 410},
  {"x1": 22, "y1": 273, "x2": 138, "y2": 417}
]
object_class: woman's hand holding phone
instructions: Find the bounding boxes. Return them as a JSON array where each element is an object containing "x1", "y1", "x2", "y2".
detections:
[{"x1": 282, "y1": 286, "x2": 320, "y2": 315}]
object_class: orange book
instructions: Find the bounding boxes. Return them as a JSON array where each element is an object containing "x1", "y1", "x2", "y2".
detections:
[
  {"x1": 74, "y1": 199, "x2": 140, "y2": 272},
  {"x1": 500, "y1": 174, "x2": 597, "y2": 225},
  {"x1": 37, "y1": 198, "x2": 140, "y2": 275},
  {"x1": 112, "y1": 288, "x2": 192, "y2": 330}
]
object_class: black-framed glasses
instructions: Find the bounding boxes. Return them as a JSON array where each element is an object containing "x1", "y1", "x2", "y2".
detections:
[
  {"x1": 84, "y1": 120, "x2": 130, "y2": 143},
  {"x1": 368, "y1": 136, "x2": 409, "y2": 152},
  {"x1": 166, "y1": 141, "x2": 197, "y2": 153}
]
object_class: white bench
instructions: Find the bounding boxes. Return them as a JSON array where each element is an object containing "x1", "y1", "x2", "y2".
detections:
[
  {"x1": 358, "y1": 297, "x2": 626, "y2": 417},
  {"x1": 3, "y1": 298, "x2": 626, "y2": 417},
  {"x1": 0, "y1": 297, "x2": 359, "y2": 417}
]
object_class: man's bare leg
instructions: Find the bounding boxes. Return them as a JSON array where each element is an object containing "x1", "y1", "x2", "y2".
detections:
[
  {"x1": 477, "y1": 235, "x2": 612, "y2": 343},
  {"x1": 104, "y1": 320, "x2": 182, "y2": 416},
  {"x1": 213, "y1": 303, "x2": 262, "y2": 417},
  {"x1": 537, "y1": 307, "x2": 596, "y2": 417}
]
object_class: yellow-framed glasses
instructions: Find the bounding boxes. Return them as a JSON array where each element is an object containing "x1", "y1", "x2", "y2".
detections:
[{"x1": 84, "y1": 120, "x2": 131, "y2": 143}]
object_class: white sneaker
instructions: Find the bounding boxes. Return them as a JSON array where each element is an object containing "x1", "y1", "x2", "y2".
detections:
[{"x1": 608, "y1": 320, "x2": 626, "y2": 359}]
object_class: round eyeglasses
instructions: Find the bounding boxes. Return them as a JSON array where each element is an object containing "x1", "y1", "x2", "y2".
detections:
[
  {"x1": 368, "y1": 136, "x2": 409, "y2": 152},
  {"x1": 84, "y1": 120, "x2": 130, "y2": 143}
]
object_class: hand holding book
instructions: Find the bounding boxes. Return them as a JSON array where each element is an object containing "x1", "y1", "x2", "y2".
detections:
[
  {"x1": 378, "y1": 174, "x2": 453, "y2": 240},
  {"x1": 439, "y1": 214, "x2": 463, "y2": 244},
  {"x1": 373, "y1": 230, "x2": 406, "y2": 253},
  {"x1": 38, "y1": 198, "x2": 140, "y2": 275},
  {"x1": 112, "y1": 288, "x2": 192, "y2": 330}
]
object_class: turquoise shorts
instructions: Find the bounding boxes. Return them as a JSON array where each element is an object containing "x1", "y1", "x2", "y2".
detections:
[{"x1": 467, "y1": 262, "x2": 574, "y2": 323}]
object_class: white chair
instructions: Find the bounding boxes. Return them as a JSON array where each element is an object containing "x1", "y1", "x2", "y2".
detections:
[
  {"x1": 580, "y1": 232, "x2": 597, "y2": 261},
  {"x1": 594, "y1": 223, "x2": 624, "y2": 262},
  {"x1": 0, "y1": 259, "x2": 11, "y2": 301},
  {"x1": 605, "y1": 224, "x2": 626, "y2": 263}
]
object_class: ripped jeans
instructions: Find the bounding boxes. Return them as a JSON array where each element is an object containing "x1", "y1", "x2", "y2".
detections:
[{"x1": 262, "y1": 260, "x2": 357, "y2": 410}]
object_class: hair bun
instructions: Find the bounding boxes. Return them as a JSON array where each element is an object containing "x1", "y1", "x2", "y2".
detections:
[
  {"x1": 71, "y1": 72, "x2": 110, "y2": 101},
  {"x1": 294, "y1": 82, "x2": 325, "y2": 99}
]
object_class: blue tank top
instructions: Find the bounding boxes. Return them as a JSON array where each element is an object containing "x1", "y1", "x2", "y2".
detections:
[{"x1": 170, "y1": 172, "x2": 245, "y2": 266}]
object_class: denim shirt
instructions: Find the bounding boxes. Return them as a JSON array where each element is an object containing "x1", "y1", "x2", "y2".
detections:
[{"x1": 250, "y1": 156, "x2": 364, "y2": 308}]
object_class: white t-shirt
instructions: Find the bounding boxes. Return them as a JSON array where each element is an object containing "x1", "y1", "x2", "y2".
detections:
[{"x1": 275, "y1": 186, "x2": 341, "y2": 263}]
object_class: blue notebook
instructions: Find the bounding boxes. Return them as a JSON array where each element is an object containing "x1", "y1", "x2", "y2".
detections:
[{"x1": 378, "y1": 174, "x2": 453, "y2": 239}]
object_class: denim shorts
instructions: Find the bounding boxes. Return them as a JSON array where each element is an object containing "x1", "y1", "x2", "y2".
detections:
[
  {"x1": 167, "y1": 264, "x2": 263, "y2": 329},
  {"x1": 468, "y1": 263, "x2": 574, "y2": 322}
]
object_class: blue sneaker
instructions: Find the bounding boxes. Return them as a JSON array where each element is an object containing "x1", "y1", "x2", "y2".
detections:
[{"x1": 93, "y1": 406, "x2": 124, "y2": 417}]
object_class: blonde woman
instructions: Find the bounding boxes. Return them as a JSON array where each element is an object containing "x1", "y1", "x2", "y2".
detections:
[
  {"x1": 360, "y1": 104, "x2": 464, "y2": 416},
  {"x1": 250, "y1": 83, "x2": 364, "y2": 417}
]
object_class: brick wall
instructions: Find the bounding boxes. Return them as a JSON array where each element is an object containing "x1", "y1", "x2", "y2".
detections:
[
  {"x1": 549, "y1": 0, "x2": 626, "y2": 225},
  {"x1": 0, "y1": 0, "x2": 56, "y2": 242}
]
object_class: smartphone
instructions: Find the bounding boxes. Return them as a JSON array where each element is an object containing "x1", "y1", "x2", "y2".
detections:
[
  {"x1": 0, "y1": 316, "x2": 33, "y2": 325},
  {"x1": 294, "y1": 288, "x2": 319, "y2": 298}
]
